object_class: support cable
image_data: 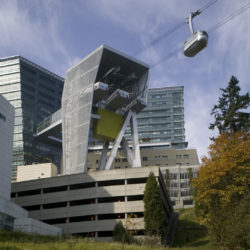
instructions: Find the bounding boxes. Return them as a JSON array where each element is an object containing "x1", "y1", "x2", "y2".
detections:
[
  {"x1": 151, "y1": 2, "x2": 250, "y2": 68},
  {"x1": 134, "y1": 0, "x2": 219, "y2": 56}
]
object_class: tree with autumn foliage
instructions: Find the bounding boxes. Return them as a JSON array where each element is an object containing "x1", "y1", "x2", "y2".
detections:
[
  {"x1": 193, "y1": 131, "x2": 250, "y2": 249},
  {"x1": 193, "y1": 76, "x2": 250, "y2": 249}
]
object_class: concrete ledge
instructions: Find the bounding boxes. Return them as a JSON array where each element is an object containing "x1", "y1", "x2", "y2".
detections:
[
  {"x1": 0, "y1": 197, "x2": 28, "y2": 218},
  {"x1": 14, "y1": 217, "x2": 61, "y2": 236}
]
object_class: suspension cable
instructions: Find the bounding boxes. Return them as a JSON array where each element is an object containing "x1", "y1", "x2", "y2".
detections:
[
  {"x1": 151, "y1": 2, "x2": 249, "y2": 68},
  {"x1": 134, "y1": 0, "x2": 219, "y2": 56}
]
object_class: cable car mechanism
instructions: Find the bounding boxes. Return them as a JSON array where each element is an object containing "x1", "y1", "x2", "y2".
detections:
[{"x1": 184, "y1": 10, "x2": 208, "y2": 57}]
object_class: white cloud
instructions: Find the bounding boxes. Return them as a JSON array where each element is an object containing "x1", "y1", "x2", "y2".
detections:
[
  {"x1": 185, "y1": 84, "x2": 219, "y2": 159},
  {"x1": 0, "y1": 0, "x2": 78, "y2": 76}
]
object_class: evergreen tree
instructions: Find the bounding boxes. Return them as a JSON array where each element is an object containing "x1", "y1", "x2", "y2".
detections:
[
  {"x1": 143, "y1": 172, "x2": 165, "y2": 237},
  {"x1": 209, "y1": 76, "x2": 250, "y2": 133}
]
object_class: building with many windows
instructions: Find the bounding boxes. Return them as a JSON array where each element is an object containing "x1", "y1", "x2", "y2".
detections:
[
  {"x1": 87, "y1": 146, "x2": 199, "y2": 170},
  {"x1": 161, "y1": 165, "x2": 200, "y2": 208},
  {"x1": 126, "y1": 86, "x2": 186, "y2": 149},
  {"x1": 0, "y1": 56, "x2": 64, "y2": 178}
]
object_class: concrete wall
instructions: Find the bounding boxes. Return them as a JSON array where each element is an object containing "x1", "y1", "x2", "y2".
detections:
[
  {"x1": 88, "y1": 147, "x2": 199, "y2": 171},
  {"x1": 0, "y1": 94, "x2": 14, "y2": 200},
  {"x1": 16, "y1": 163, "x2": 58, "y2": 182},
  {"x1": 0, "y1": 197, "x2": 28, "y2": 219},
  {"x1": 14, "y1": 218, "x2": 61, "y2": 236},
  {"x1": 11, "y1": 167, "x2": 173, "y2": 240}
]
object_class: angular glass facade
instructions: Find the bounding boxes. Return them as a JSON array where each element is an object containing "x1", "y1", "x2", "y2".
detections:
[
  {"x1": 0, "y1": 56, "x2": 64, "y2": 178},
  {"x1": 0, "y1": 211, "x2": 14, "y2": 230},
  {"x1": 130, "y1": 86, "x2": 186, "y2": 148}
]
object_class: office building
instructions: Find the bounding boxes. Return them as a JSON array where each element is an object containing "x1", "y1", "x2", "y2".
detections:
[
  {"x1": 128, "y1": 86, "x2": 186, "y2": 149},
  {"x1": 0, "y1": 56, "x2": 64, "y2": 178},
  {"x1": 11, "y1": 166, "x2": 174, "y2": 242},
  {"x1": 161, "y1": 165, "x2": 200, "y2": 208}
]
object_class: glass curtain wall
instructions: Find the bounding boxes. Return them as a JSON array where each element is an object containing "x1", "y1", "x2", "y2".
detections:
[
  {"x1": 125, "y1": 86, "x2": 185, "y2": 148},
  {"x1": 0, "y1": 56, "x2": 64, "y2": 178}
]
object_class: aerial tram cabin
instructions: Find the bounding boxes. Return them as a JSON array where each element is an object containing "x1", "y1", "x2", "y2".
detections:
[{"x1": 183, "y1": 11, "x2": 208, "y2": 57}]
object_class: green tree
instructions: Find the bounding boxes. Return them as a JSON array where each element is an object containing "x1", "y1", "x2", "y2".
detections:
[
  {"x1": 209, "y1": 76, "x2": 250, "y2": 133},
  {"x1": 165, "y1": 169, "x2": 169, "y2": 194},
  {"x1": 187, "y1": 168, "x2": 193, "y2": 195},
  {"x1": 143, "y1": 172, "x2": 165, "y2": 237},
  {"x1": 112, "y1": 221, "x2": 133, "y2": 244},
  {"x1": 193, "y1": 132, "x2": 250, "y2": 249}
]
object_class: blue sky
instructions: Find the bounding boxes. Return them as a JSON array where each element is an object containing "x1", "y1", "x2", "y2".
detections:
[{"x1": 1, "y1": 0, "x2": 249, "y2": 159}]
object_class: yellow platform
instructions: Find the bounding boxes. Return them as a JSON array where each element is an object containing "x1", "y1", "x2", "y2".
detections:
[{"x1": 93, "y1": 108, "x2": 124, "y2": 141}]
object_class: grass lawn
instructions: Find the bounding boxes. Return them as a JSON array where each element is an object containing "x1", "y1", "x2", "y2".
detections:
[{"x1": 0, "y1": 207, "x2": 215, "y2": 249}]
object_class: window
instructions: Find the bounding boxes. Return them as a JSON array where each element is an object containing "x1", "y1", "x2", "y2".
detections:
[
  {"x1": 154, "y1": 156, "x2": 161, "y2": 160},
  {"x1": 173, "y1": 107, "x2": 182, "y2": 113},
  {"x1": 142, "y1": 156, "x2": 148, "y2": 161},
  {"x1": 181, "y1": 190, "x2": 191, "y2": 197},
  {"x1": 162, "y1": 155, "x2": 168, "y2": 160},
  {"x1": 180, "y1": 172, "x2": 188, "y2": 179},
  {"x1": 169, "y1": 173, "x2": 177, "y2": 180},
  {"x1": 70, "y1": 215, "x2": 95, "y2": 223},
  {"x1": 176, "y1": 155, "x2": 181, "y2": 159},
  {"x1": 174, "y1": 129, "x2": 183, "y2": 134},
  {"x1": 170, "y1": 182, "x2": 178, "y2": 188},
  {"x1": 0, "y1": 112, "x2": 6, "y2": 122},
  {"x1": 170, "y1": 190, "x2": 178, "y2": 197},
  {"x1": 43, "y1": 202, "x2": 68, "y2": 209},
  {"x1": 70, "y1": 198, "x2": 95, "y2": 206},
  {"x1": 183, "y1": 199, "x2": 193, "y2": 205},
  {"x1": 43, "y1": 186, "x2": 67, "y2": 193},
  {"x1": 183, "y1": 155, "x2": 189, "y2": 159},
  {"x1": 98, "y1": 196, "x2": 125, "y2": 203},
  {"x1": 70, "y1": 182, "x2": 95, "y2": 190},
  {"x1": 127, "y1": 195, "x2": 144, "y2": 201},
  {"x1": 174, "y1": 115, "x2": 182, "y2": 121},
  {"x1": 18, "y1": 189, "x2": 41, "y2": 197},
  {"x1": 98, "y1": 179, "x2": 124, "y2": 187},
  {"x1": 127, "y1": 178, "x2": 147, "y2": 184},
  {"x1": 171, "y1": 200, "x2": 176, "y2": 206},
  {"x1": 181, "y1": 181, "x2": 189, "y2": 188}
]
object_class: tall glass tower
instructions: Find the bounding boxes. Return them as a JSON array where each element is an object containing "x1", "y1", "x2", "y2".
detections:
[
  {"x1": 135, "y1": 86, "x2": 186, "y2": 148},
  {"x1": 0, "y1": 56, "x2": 64, "y2": 178}
]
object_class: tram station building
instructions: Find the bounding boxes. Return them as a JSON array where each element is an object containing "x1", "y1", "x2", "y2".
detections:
[{"x1": 9, "y1": 44, "x2": 205, "y2": 241}]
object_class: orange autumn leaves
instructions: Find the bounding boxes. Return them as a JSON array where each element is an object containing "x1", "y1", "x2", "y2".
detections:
[{"x1": 192, "y1": 131, "x2": 250, "y2": 248}]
